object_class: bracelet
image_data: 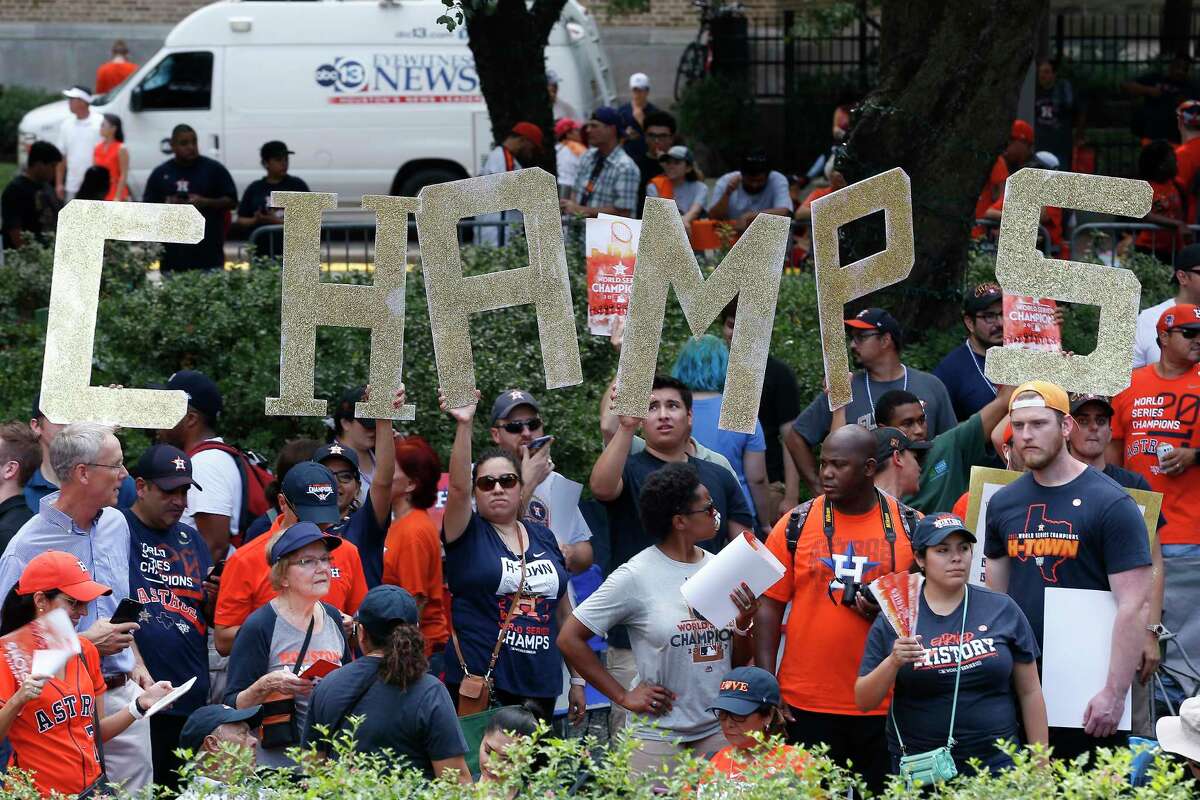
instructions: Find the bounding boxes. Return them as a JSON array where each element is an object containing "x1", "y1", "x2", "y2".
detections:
[
  {"x1": 569, "y1": 677, "x2": 586, "y2": 687},
  {"x1": 732, "y1": 619, "x2": 754, "y2": 637},
  {"x1": 127, "y1": 695, "x2": 145, "y2": 720}
]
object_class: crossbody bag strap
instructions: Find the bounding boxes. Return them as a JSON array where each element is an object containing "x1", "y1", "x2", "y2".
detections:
[
  {"x1": 945, "y1": 586, "x2": 970, "y2": 748},
  {"x1": 485, "y1": 539, "x2": 528, "y2": 681},
  {"x1": 292, "y1": 614, "x2": 317, "y2": 675}
]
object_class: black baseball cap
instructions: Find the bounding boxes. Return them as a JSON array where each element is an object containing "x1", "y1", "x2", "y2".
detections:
[
  {"x1": 873, "y1": 426, "x2": 932, "y2": 464},
  {"x1": 133, "y1": 444, "x2": 203, "y2": 492},
  {"x1": 166, "y1": 370, "x2": 223, "y2": 419},
  {"x1": 356, "y1": 585, "x2": 419, "y2": 641},
  {"x1": 260, "y1": 140, "x2": 294, "y2": 160},
  {"x1": 1175, "y1": 244, "x2": 1200, "y2": 272},
  {"x1": 333, "y1": 386, "x2": 376, "y2": 430},
  {"x1": 912, "y1": 512, "x2": 977, "y2": 551},
  {"x1": 964, "y1": 282, "x2": 1003, "y2": 315},
  {"x1": 280, "y1": 462, "x2": 341, "y2": 524},
  {"x1": 845, "y1": 307, "x2": 903, "y2": 347},
  {"x1": 740, "y1": 150, "x2": 770, "y2": 176},
  {"x1": 1069, "y1": 393, "x2": 1115, "y2": 417},
  {"x1": 269, "y1": 521, "x2": 342, "y2": 565},
  {"x1": 314, "y1": 442, "x2": 360, "y2": 473},
  {"x1": 708, "y1": 666, "x2": 780, "y2": 716},
  {"x1": 31, "y1": 393, "x2": 42, "y2": 421},
  {"x1": 179, "y1": 704, "x2": 262, "y2": 753},
  {"x1": 490, "y1": 389, "x2": 540, "y2": 425}
]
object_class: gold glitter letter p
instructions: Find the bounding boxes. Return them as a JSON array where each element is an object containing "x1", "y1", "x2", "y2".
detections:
[
  {"x1": 985, "y1": 169, "x2": 1152, "y2": 395},
  {"x1": 265, "y1": 192, "x2": 416, "y2": 421},
  {"x1": 41, "y1": 201, "x2": 203, "y2": 427},
  {"x1": 416, "y1": 169, "x2": 581, "y2": 408},
  {"x1": 611, "y1": 199, "x2": 791, "y2": 434},
  {"x1": 812, "y1": 168, "x2": 915, "y2": 411}
]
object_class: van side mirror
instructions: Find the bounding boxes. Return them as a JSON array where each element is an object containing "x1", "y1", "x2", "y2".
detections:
[{"x1": 130, "y1": 86, "x2": 143, "y2": 113}]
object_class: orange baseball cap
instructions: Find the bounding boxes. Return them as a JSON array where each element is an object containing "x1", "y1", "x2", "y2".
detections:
[
  {"x1": 17, "y1": 551, "x2": 112, "y2": 601},
  {"x1": 1011, "y1": 120, "x2": 1034, "y2": 145},
  {"x1": 1009, "y1": 380, "x2": 1070, "y2": 414},
  {"x1": 1157, "y1": 303, "x2": 1200, "y2": 335}
]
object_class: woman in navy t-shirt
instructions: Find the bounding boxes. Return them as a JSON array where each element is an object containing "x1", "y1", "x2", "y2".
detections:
[
  {"x1": 856, "y1": 513, "x2": 1048, "y2": 776},
  {"x1": 439, "y1": 389, "x2": 585, "y2": 721}
]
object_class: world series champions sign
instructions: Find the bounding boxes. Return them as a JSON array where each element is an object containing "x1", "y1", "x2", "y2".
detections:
[{"x1": 37, "y1": 167, "x2": 1152, "y2": 434}]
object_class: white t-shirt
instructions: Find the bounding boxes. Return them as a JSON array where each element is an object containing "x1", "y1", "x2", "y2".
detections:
[
  {"x1": 556, "y1": 142, "x2": 582, "y2": 190},
  {"x1": 1134, "y1": 297, "x2": 1175, "y2": 369},
  {"x1": 477, "y1": 145, "x2": 523, "y2": 246},
  {"x1": 56, "y1": 111, "x2": 103, "y2": 193},
  {"x1": 181, "y1": 437, "x2": 243, "y2": 537}
]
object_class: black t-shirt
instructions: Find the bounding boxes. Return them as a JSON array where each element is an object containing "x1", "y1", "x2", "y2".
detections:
[
  {"x1": 1, "y1": 174, "x2": 58, "y2": 250},
  {"x1": 983, "y1": 467, "x2": 1152, "y2": 648},
  {"x1": 760, "y1": 355, "x2": 802, "y2": 483},
  {"x1": 302, "y1": 656, "x2": 466, "y2": 775},
  {"x1": 860, "y1": 585, "x2": 1040, "y2": 762},
  {"x1": 237, "y1": 175, "x2": 310, "y2": 223},
  {"x1": 1102, "y1": 462, "x2": 1167, "y2": 530},
  {"x1": 143, "y1": 155, "x2": 237, "y2": 271},
  {"x1": 0, "y1": 496, "x2": 33, "y2": 556}
]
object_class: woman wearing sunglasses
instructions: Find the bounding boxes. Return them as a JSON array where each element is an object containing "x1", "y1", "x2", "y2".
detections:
[
  {"x1": 558, "y1": 462, "x2": 759, "y2": 780},
  {"x1": 439, "y1": 389, "x2": 584, "y2": 722}
]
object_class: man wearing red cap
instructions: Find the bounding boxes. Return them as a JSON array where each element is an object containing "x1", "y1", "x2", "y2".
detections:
[
  {"x1": 477, "y1": 121, "x2": 544, "y2": 246},
  {"x1": 555, "y1": 118, "x2": 586, "y2": 195},
  {"x1": 1175, "y1": 100, "x2": 1200, "y2": 211},
  {"x1": 973, "y1": 120, "x2": 1034, "y2": 227}
]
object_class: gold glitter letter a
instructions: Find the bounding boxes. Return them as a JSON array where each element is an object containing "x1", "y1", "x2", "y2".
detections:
[
  {"x1": 40, "y1": 201, "x2": 203, "y2": 428},
  {"x1": 811, "y1": 168, "x2": 915, "y2": 412},
  {"x1": 985, "y1": 169, "x2": 1152, "y2": 396},
  {"x1": 265, "y1": 192, "x2": 416, "y2": 421},
  {"x1": 611, "y1": 198, "x2": 791, "y2": 434},
  {"x1": 416, "y1": 168, "x2": 581, "y2": 408}
]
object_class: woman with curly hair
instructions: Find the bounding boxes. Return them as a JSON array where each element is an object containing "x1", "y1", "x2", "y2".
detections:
[{"x1": 302, "y1": 585, "x2": 470, "y2": 781}]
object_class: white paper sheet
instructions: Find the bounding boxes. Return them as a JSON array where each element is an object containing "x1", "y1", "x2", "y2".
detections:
[
  {"x1": 1042, "y1": 588, "x2": 1131, "y2": 729},
  {"x1": 969, "y1": 482, "x2": 1006, "y2": 586},
  {"x1": 680, "y1": 532, "x2": 785, "y2": 630},
  {"x1": 31, "y1": 649, "x2": 72, "y2": 676},
  {"x1": 143, "y1": 676, "x2": 197, "y2": 720}
]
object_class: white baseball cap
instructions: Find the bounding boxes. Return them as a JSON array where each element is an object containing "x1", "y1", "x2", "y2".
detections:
[
  {"x1": 629, "y1": 73, "x2": 650, "y2": 90},
  {"x1": 62, "y1": 87, "x2": 93, "y2": 103}
]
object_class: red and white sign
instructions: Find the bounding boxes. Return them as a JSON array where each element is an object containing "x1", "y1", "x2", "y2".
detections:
[
  {"x1": 586, "y1": 216, "x2": 641, "y2": 336},
  {"x1": 1003, "y1": 295, "x2": 1061, "y2": 352}
]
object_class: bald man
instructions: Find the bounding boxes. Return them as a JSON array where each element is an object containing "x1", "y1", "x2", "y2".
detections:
[{"x1": 755, "y1": 423, "x2": 919, "y2": 793}]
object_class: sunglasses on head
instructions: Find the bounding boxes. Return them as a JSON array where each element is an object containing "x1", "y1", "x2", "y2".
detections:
[
  {"x1": 475, "y1": 473, "x2": 520, "y2": 491},
  {"x1": 500, "y1": 417, "x2": 543, "y2": 434}
]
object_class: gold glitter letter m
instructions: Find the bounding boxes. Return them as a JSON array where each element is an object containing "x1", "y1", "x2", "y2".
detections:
[
  {"x1": 265, "y1": 192, "x2": 416, "y2": 421},
  {"x1": 417, "y1": 169, "x2": 581, "y2": 408},
  {"x1": 985, "y1": 169, "x2": 1152, "y2": 395},
  {"x1": 611, "y1": 198, "x2": 791, "y2": 434},
  {"x1": 812, "y1": 168, "x2": 915, "y2": 411},
  {"x1": 41, "y1": 201, "x2": 203, "y2": 428}
]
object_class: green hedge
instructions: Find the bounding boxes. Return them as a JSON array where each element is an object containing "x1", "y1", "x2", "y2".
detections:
[
  {"x1": 0, "y1": 86, "x2": 59, "y2": 161},
  {"x1": 0, "y1": 236, "x2": 1177, "y2": 482}
]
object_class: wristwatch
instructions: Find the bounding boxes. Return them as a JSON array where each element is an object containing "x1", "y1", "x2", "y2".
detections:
[{"x1": 1147, "y1": 623, "x2": 1168, "y2": 640}]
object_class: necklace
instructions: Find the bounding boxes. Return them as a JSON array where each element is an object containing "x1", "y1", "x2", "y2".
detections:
[
  {"x1": 966, "y1": 341, "x2": 998, "y2": 396},
  {"x1": 864, "y1": 365, "x2": 908, "y2": 422}
]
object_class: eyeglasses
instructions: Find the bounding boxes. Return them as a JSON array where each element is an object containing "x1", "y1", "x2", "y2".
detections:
[
  {"x1": 85, "y1": 461, "x2": 125, "y2": 471},
  {"x1": 476, "y1": 473, "x2": 520, "y2": 491},
  {"x1": 56, "y1": 595, "x2": 86, "y2": 611},
  {"x1": 713, "y1": 708, "x2": 760, "y2": 723},
  {"x1": 292, "y1": 554, "x2": 333, "y2": 570},
  {"x1": 1171, "y1": 328, "x2": 1200, "y2": 339},
  {"x1": 679, "y1": 501, "x2": 716, "y2": 518},
  {"x1": 331, "y1": 469, "x2": 358, "y2": 485},
  {"x1": 500, "y1": 418, "x2": 543, "y2": 434},
  {"x1": 973, "y1": 311, "x2": 1003, "y2": 324},
  {"x1": 849, "y1": 331, "x2": 883, "y2": 344}
]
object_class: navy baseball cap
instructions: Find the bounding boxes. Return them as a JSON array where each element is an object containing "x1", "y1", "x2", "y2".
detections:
[
  {"x1": 133, "y1": 444, "x2": 203, "y2": 492},
  {"x1": 314, "y1": 442, "x2": 360, "y2": 473},
  {"x1": 591, "y1": 106, "x2": 620, "y2": 127},
  {"x1": 708, "y1": 667, "x2": 780, "y2": 716},
  {"x1": 356, "y1": 585, "x2": 419, "y2": 641},
  {"x1": 179, "y1": 704, "x2": 262, "y2": 753},
  {"x1": 845, "y1": 308, "x2": 903, "y2": 346},
  {"x1": 964, "y1": 282, "x2": 1003, "y2": 315},
  {"x1": 166, "y1": 370, "x2": 223, "y2": 419},
  {"x1": 332, "y1": 385, "x2": 376, "y2": 430},
  {"x1": 490, "y1": 389, "x2": 540, "y2": 425},
  {"x1": 873, "y1": 427, "x2": 932, "y2": 464},
  {"x1": 280, "y1": 462, "x2": 341, "y2": 524},
  {"x1": 269, "y1": 521, "x2": 342, "y2": 565},
  {"x1": 912, "y1": 512, "x2": 977, "y2": 551}
]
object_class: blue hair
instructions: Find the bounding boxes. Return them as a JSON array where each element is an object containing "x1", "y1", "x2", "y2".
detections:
[{"x1": 671, "y1": 334, "x2": 729, "y2": 393}]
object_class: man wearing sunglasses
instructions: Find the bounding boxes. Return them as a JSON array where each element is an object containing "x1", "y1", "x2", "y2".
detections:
[
  {"x1": 1133, "y1": 244, "x2": 1200, "y2": 368},
  {"x1": 332, "y1": 385, "x2": 378, "y2": 506},
  {"x1": 488, "y1": 389, "x2": 593, "y2": 574}
]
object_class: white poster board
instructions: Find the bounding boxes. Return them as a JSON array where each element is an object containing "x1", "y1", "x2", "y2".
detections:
[{"x1": 1042, "y1": 588, "x2": 1131, "y2": 729}]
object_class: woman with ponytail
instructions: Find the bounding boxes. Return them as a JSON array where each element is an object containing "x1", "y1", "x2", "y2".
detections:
[{"x1": 303, "y1": 585, "x2": 469, "y2": 781}]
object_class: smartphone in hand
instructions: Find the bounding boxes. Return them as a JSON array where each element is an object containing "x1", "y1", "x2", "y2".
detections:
[{"x1": 109, "y1": 598, "x2": 144, "y2": 626}]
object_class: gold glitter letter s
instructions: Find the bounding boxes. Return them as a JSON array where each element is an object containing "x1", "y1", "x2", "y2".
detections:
[
  {"x1": 811, "y1": 167, "x2": 915, "y2": 411},
  {"x1": 264, "y1": 192, "x2": 417, "y2": 421},
  {"x1": 40, "y1": 200, "x2": 203, "y2": 427},
  {"x1": 417, "y1": 169, "x2": 581, "y2": 407},
  {"x1": 611, "y1": 199, "x2": 791, "y2": 433},
  {"x1": 984, "y1": 169, "x2": 1152, "y2": 395}
]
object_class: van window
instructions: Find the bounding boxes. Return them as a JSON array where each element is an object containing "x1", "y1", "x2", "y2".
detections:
[{"x1": 136, "y1": 52, "x2": 213, "y2": 110}]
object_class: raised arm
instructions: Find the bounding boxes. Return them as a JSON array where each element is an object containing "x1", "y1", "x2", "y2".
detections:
[
  {"x1": 367, "y1": 384, "x2": 405, "y2": 529},
  {"x1": 784, "y1": 427, "x2": 821, "y2": 496},
  {"x1": 439, "y1": 388, "x2": 480, "y2": 544}
]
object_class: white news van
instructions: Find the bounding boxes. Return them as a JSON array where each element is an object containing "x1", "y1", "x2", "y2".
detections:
[{"x1": 18, "y1": 0, "x2": 615, "y2": 204}]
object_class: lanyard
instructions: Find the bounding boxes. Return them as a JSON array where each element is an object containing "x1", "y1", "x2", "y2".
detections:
[
  {"x1": 965, "y1": 341, "x2": 998, "y2": 397},
  {"x1": 821, "y1": 490, "x2": 897, "y2": 604},
  {"x1": 864, "y1": 366, "x2": 908, "y2": 423}
]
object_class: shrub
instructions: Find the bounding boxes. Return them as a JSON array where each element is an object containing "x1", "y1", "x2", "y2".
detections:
[{"x1": 0, "y1": 85, "x2": 59, "y2": 161}]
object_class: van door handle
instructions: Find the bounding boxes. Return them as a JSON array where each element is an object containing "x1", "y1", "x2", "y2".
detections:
[
  {"x1": 211, "y1": 133, "x2": 220, "y2": 150},
  {"x1": 160, "y1": 137, "x2": 172, "y2": 154}
]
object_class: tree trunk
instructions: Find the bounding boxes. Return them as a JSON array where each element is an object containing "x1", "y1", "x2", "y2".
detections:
[
  {"x1": 464, "y1": 0, "x2": 565, "y2": 173},
  {"x1": 1161, "y1": 0, "x2": 1194, "y2": 61},
  {"x1": 840, "y1": 0, "x2": 1047, "y2": 330}
]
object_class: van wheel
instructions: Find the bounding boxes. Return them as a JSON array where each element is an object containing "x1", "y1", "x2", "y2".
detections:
[{"x1": 393, "y1": 167, "x2": 462, "y2": 197}]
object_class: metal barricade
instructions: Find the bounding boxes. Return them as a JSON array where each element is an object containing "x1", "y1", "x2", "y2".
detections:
[
  {"x1": 1070, "y1": 222, "x2": 1196, "y2": 267},
  {"x1": 971, "y1": 219, "x2": 1056, "y2": 257}
]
